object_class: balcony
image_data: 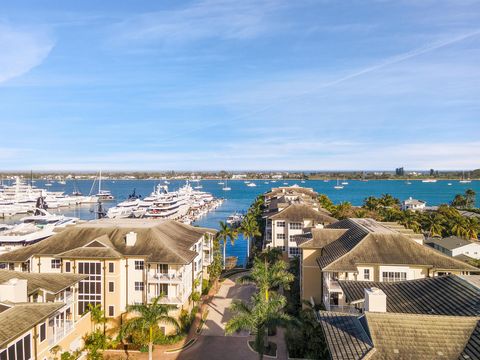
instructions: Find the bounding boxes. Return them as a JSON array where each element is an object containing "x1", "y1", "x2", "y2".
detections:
[
  {"x1": 147, "y1": 294, "x2": 183, "y2": 305},
  {"x1": 148, "y1": 272, "x2": 183, "y2": 283},
  {"x1": 48, "y1": 320, "x2": 74, "y2": 346},
  {"x1": 323, "y1": 304, "x2": 360, "y2": 315}
]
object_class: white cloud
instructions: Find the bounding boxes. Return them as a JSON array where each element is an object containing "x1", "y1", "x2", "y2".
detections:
[
  {"x1": 112, "y1": 0, "x2": 288, "y2": 44},
  {"x1": 0, "y1": 24, "x2": 55, "y2": 84}
]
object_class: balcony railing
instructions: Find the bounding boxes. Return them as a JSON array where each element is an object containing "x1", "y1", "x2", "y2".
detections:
[
  {"x1": 148, "y1": 272, "x2": 183, "y2": 283},
  {"x1": 48, "y1": 320, "x2": 74, "y2": 346},
  {"x1": 147, "y1": 294, "x2": 183, "y2": 305}
]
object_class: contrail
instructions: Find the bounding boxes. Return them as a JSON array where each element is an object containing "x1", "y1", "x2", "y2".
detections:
[{"x1": 160, "y1": 29, "x2": 480, "y2": 143}]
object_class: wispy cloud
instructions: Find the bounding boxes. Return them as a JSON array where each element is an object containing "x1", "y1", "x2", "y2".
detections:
[
  {"x1": 0, "y1": 23, "x2": 55, "y2": 84},
  {"x1": 111, "y1": 0, "x2": 289, "y2": 44}
]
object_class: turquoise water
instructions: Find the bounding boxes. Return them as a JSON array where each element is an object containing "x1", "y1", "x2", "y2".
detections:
[{"x1": 6, "y1": 179, "x2": 480, "y2": 267}]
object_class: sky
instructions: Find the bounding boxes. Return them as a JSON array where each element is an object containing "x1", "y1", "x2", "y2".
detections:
[{"x1": 0, "y1": 0, "x2": 479, "y2": 171}]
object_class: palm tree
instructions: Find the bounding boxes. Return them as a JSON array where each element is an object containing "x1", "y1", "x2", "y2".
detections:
[
  {"x1": 450, "y1": 216, "x2": 468, "y2": 238},
  {"x1": 216, "y1": 221, "x2": 238, "y2": 269},
  {"x1": 464, "y1": 217, "x2": 480, "y2": 240},
  {"x1": 240, "y1": 257, "x2": 294, "y2": 302},
  {"x1": 400, "y1": 210, "x2": 421, "y2": 233},
  {"x1": 363, "y1": 196, "x2": 380, "y2": 211},
  {"x1": 422, "y1": 213, "x2": 444, "y2": 237},
  {"x1": 226, "y1": 293, "x2": 292, "y2": 360},
  {"x1": 119, "y1": 296, "x2": 179, "y2": 360},
  {"x1": 241, "y1": 214, "x2": 262, "y2": 260},
  {"x1": 380, "y1": 193, "x2": 400, "y2": 207},
  {"x1": 465, "y1": 189, "x2": 477, "y2": 208}
]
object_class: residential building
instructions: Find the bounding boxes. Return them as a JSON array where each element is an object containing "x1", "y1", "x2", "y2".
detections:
[
  {"x1": 427, "y1": 236, "x2": 480, "y2": 260},
  {"x1": 400, "y1": 196, "x2": 426, "y2": 211},
  {"x1": 317, "y1": 276, "x2": 480, "y2": 359},
  {"x1": 295, "y1": 218, "x2": 477, "y2": 309},
  {"x1": 263, "y1": 186, "x2": 336, "y2": 257},
  {"x1": 0, "y1": 219, "x2": 216, "y2": 334},
  {"x1": 0, "y1": 270, "x2": 91, "y2": 359}
]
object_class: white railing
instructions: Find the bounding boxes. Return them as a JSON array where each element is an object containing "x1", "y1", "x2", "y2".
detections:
[
  {"x1": 148, "y1": 272, "x2": 183, "y2": 282},
  {"x1": 48, "y1": 320, "x2": 74, "y2": 346},
  {"x1": 147, "y1": 294, "x2": 183, "y2": 305}
]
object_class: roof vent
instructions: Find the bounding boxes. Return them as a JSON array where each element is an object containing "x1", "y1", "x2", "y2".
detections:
[
  {"x1": 364, "y1": 287, "x2": 387, "y2": 313},
  {"x1": 125, "y1": 231, "x2": 137, "y2": 247}
]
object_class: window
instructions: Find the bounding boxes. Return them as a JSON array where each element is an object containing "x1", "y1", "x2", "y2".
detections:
[
  {"x1": 1, "y1": 334, "x2": 31, "y2": 360},
  {"x1": 40, "y1": 322, "x2": 46, "y2": 342},
  {"x1": 108, "y1": 306, "x2": 115, "y2": 317},
  {"x1": 0, "y1": 263, "x2": 7, "y2": 270},
  {"x1": 65, "y1": 262, "x2": 71, "y2": 273},
  {"x1": 158, "y1": 283, "x2": 168, "y2": 297},
  {"x1": 134, "y1": 260, "x2": 144, "y2": 270},
  {"x1": 382, "y1": 271, "x2": 407, "y2": 282},
  {"x1": 77, "y1": 262, "x2": 102, "y2": 315},
  {"x1": 276, "y1": 233, "x2": 285, "y2": 240},
  {"x1": 157, "y1": 264, "x2": 168, "y2": 274},
  {"x1": 289, "y1": 222, "x2": 302, "y2": 230},
  {"x1": 108, "y1": 281, "x2": 114, "y2": 292},
  {"x1": 288, "y1": 247, "x2": 301, "y2": 257},
  {"x1": 51, "y1": 259, "x2": 61, "y2": 269},
  {"x1": 276, "y1": 245, "x2": 286, "y2": 252},
  {"x1": 289, "y1": 235, "x2": 297, "y2": 242},
  {"x1": 135, "y1": 282, "x2": 144, "y2": 291},
  {"x1": 276, "y1": 221, "x2": 285, "y2": 228},
  {"x1": 364, "y1": 269, "x2": 370, "y2": 280},
  {"x1": 108, "y1": 263, "x2": 115, "y2": 273}
]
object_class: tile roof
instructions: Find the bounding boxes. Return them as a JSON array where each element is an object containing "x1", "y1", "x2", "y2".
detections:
[
  {"x1": 317, "y1": 311, "x2": 373, "y2": 360},
  {"x1": 0, "y1": 270, "x2": 87, "y2": 296},
  {"x1": 339, "y1": 275, "x2": 480, "y2": 316},
  {"x1": 0, "y1": 219, "x2": 215, "y2": 264},
  {"x1": 319, "y1": 311, "x2": 480, "y2": 360},
  {"x1": 295, "y1": 228, "x2": 348, "y2": 248},
  {"x1": 0, "y1": 302, "x2": 64, "y2": 348},
  {"x1": 428, "y1": 236, "x2": 477, "y2": 250},
  {"x1": 365, "y1": 312, "x2": 480, "y2": 360},
  {"x1": 268, "y1": 203, "x2": 336, "y2": 223},
  {"x1": 317, "y1": 218, "x2": 478, "y2": 272}
]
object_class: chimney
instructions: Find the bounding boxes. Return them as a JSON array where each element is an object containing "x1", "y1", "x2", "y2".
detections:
[
  {"x1": 0, "y1": 278, "x2": 28, "y2": 303},
  {"x1": 125, "y1": 231, "x2": 137, "y2": 247},
  {"x1": 364, "y1": 287, "x2": 387, "y2": 312}
]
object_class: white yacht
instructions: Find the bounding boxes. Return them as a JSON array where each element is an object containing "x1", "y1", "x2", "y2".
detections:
[
  {"x1": 222, "y1": 180, "x2": 232, "y2": 191},
  {"x1": 422, "y1": 179, "x2": 437, "y2": 183},
  {"x1": 334, "y1": 179, "x2": 344, "y2": 190},
  {"x1": 247, "y1": 182, "x2": 257, "y2": 187},
  {"x1": 226, "y1": 213, "x2": 244, "y2": 226}
]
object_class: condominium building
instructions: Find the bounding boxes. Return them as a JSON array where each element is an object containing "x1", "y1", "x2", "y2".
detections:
[
  {"x1": 296, "y1": 218, "x2": 478, "y2": 309},
  {"x1": 317, "y1": 275, "x2": 480, "y2": 359},
  {"x1": 263, "y1": 186, "x2": 336, "y2": 257},
  {"x1": 0, "y1": 271, "x2": 91, "y2": 360},
  {"x1": 0, "y1": 219, "x2": 216, "y2": 334},
  {"x1": 427, "y1": 236, "x2": 480, "y2": 260}
]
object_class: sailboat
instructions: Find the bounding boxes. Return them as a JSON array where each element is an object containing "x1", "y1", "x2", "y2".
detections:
[
  {"x1": 95, "y1": 171, "x2": 115, "y2": 201},
  {"x1": 341, "y1": 177, "x2": 349, "y2": 185},
  {"x1": 334, "y1": 179, "x2": 344, "y2": 190},
  {"x1": 222, "y1": 180, "x2": 231, "y2": 191},
  {"x1": 459, "y1": 171, "x2": 472, "y2": 183}
]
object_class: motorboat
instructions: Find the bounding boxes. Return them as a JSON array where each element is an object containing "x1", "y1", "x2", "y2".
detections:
[
  {"x1": 226, "y1": 212, "x2": 244, "y2": 226},
  {"x1": 247, "y1": 182, "x2": 256, "y2": 187}
]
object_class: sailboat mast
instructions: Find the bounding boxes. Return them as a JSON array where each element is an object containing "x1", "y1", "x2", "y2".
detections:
[{"x1": 99, "y1": 170, "x2": 102, "y2": 193}]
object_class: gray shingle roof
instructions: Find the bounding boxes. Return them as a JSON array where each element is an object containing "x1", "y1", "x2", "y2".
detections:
[
  {"x1": 0, "y1": 270, "x2": 87, "y2": 296},
  {"x1": 295, "y1": 228, "x2": 348, "y2": 248},
  {"x1": 317, "y1": 311, "x2": 373, "y2": 360},
  {"x1": 460, "y1": 321, "x2": 480, "y2": 360},
  {"x1": 0, "y1": 219, "x2": 215, "y2": 264},
  {"x1": 0, "y1": 302, "x2": 64, "y2": 348},
  {"x1": 339, "y1": 275, "x2": 480, "y2": 316},
  {"x1": 268, "y1": 204, "x2": 336, "y2": 224},
  {"x1": 365, "y1": 312, "x2": 480, "y2": 360},
  {"x1": 317, "y1": 218, "x2": 478, "y2": 272},
  {"x1": 428, "y1": 236, "x2": 476, "y2": 250}
]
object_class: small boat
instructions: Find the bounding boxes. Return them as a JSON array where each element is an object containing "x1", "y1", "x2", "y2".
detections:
[
  {"x1": 459, "y1": 171, "x2": 472, "y2": 183},
  {"x1": 218, "y1": 182, "x2": 225, "y2": 185},
  {"x1": 422, "y1": 179, "x2": 437, "y2": 183},
  {"x1": 264, "y1": 181, "x2": 269, "y2": 184},
  {"x1": 45, "y1": 183, "x2": 53, "y2": 187},
  {"x1": 341, "y1": 181, "x2": 349, "y2": 185},
  {"x1": 247, "y1": 183, "x2": 256, "y2": 187},
  {"x1": 226, "y1": 212, "x2": 243, "y2": 226},
  {"x1": 194, "y1": 185, "x2": 203, "y2": 189},
  {"x1": 334, "y1": 179, "x2": 344, "y2": 190},
  {"x1": 301, "y1": 180, "x2": 306, "y2": 183},
  {"x1": 283, "y1": 182, "x2": 288, "y2": 185},
  {"x1": 406, "y1": 181, "x2": 412, "y2": 185},
  {"x1": 323, "y1": 179, "x2": 329, "y2": 183},
  {"x1": 222, "y1": 180, "x2": 231, "y2": 191},
  {"x1": 447, "y1": 183, "x2": 452, "y2": 186},
  {"x1": 164, "y1": 181, "x2": 170, "y2": 184}
]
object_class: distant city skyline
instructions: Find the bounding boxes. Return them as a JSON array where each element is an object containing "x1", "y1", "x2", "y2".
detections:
[{"x1": 0, "y1": 0, "x2": 479, "y2": 170}]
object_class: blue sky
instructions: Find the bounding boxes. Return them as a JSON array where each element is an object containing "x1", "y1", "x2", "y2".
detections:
[{"x1": 0, "y1": 0, "x2": 479, "y2": 171}]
